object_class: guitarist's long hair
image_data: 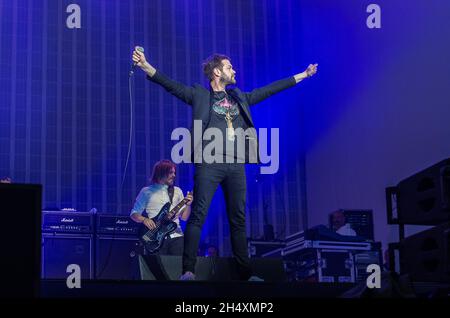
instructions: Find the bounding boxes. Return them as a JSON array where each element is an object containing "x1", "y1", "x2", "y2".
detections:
[
  {"x1": 150, "y1": 159, "x2": 176, "y2": 203},
  {"x1": 150, "y1": 159, "x2": 176, "y2": 183}
]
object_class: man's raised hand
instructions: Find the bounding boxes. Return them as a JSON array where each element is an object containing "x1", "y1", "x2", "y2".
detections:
[
  {"x1": 132, "y1": 46, "x2": 147, "y2": 68},
  {"x1": 294, "y1": 63, "x2": 318, "y2": 83},
  {"x1": 305, "y1": 63, "x2": 318, "y2": 77},
  {"x1": 131, "y1": 46, "x2": 156, "y2": 77}
]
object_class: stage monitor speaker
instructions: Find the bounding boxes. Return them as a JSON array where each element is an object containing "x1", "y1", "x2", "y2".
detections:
[
  {"x1": 95, "y1": 235, "x2": 140, "y2": 280},
  {"x1": 139, "y1": 255, "x2": 286, "y2": 282},
  {"x1": 0, "y1": 183, "x2": 41, "y2": 298},
  {"x1": 396, "y1": 158, "x2": 450, "y2": 225},
  {"x1": 42, "y1": 233, "x2": 93, "y2": 279},
  {"x1": 399, "y1": 222, "x2": 450, "y2": 283}
]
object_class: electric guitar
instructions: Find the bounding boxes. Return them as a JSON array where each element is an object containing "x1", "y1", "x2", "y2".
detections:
[{"x1": 139, "y1": 197, "x2": 190, "y2": 254}]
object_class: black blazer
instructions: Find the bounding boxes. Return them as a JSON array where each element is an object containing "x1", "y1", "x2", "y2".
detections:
[{"x1": 147, "y1": 70, "x2": 297, "y2": 162}]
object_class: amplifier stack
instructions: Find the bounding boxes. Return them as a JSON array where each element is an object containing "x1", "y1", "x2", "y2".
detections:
[{"x1": 41, "y1": 211, "x2": 140, "y2": 280}]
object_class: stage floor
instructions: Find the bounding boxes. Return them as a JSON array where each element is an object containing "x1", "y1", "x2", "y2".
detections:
[{"x1": 40, "y1": 279, "x2": 354, "y2": 299}]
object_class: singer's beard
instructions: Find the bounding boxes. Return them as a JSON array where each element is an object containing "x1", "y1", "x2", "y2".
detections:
[{"x1": 220, "y1": 74, "x2": 236, "y2": 86}]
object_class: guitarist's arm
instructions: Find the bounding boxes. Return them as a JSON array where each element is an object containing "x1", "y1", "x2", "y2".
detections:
[
  {"x1": 131, "y1": 213, "x2": 156, "y2": 230},
  {"x1": 180, "y1": 191, "x2": 193, "y2": 221},
  {"x1": 131, "y1": 213, "x2": 146, "y2": 223},
  {"x1": 130, "y1": 189, "x2": 156, "y2": 230},
  {"x1": 180, "y1": 205, "x2": 191, "y2": 221}
]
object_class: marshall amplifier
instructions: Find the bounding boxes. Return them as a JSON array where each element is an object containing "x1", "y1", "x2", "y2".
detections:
[
  {"x1": 42, "y1": 233, "x2": 93, "y2": 279},
  {"x1": 96, "y1": 214, "x2": 139, "y2": 236},
  {"x1": 42, "y1": 211, "x2": 94, "y2": 233},
  {"x1": 95, "y1": 235, "x2": 140, "y2": 280}
]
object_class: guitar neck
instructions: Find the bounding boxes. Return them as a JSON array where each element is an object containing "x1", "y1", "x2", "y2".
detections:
[{"x1": 166, "y1": 198, "x2": 190, "y2": 221}]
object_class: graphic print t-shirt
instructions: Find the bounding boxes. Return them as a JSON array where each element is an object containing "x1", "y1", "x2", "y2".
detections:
[{"x1": 204, "y1": 91, "x2": 249, "y2": 162}]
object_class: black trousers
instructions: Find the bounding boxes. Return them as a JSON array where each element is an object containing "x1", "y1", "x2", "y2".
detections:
[
  {"x1": 138, "y1": 236, "x2": 183, "y2": 281},
  {"x1": 183, "y1": 163, "x2": 252, "y2": 280},
  {"x1": 157, "y1": 236, "x2": 184, "y2": 256}
]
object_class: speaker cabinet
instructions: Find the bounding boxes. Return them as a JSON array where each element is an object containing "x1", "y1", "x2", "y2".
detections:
[
  {"x1": 42, "y1": 233, "x2": 93, "y2": 279},
  {"x1": 0, "y1": 183, "x2": 41, "y2": 298},
  {"x1": 399, "y1": 222, "x2": 450, "y2": 282},
  {"x1": 95, "y1": 235, "x2": 140, "y2": 280},
  {"x1": 397, "y1": 158, "x2": 450, "y2": 225}
]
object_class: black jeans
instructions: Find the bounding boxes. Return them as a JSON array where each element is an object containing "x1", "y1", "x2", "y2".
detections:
[
  {"x1": 183, "y1": 163, "x2": 252, "y2": 280},
  {"x1": 157, "y1": 236, "x2": 184, "y2": 256},
  {"x1": 139, "y1": 236, "x2": 184, "y2": 280}
]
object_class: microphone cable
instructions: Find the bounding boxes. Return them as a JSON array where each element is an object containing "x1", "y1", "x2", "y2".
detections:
[{"x1": 96, "y1": 47, "x2": 143, "y2": 279}]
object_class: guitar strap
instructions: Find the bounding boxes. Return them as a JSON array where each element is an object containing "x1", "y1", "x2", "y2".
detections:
[
  {"x1": 167, "y1": 185, "x2": 184, "y2": 235},
  {"x1": 168, "y1": 185, "x2": 174, "y2": 204}
]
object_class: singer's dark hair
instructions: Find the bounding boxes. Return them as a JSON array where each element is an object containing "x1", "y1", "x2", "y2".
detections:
[
  {"x1": 202, "y1": 54, "x2": 231, "y2": 81},
  {"x1": 150, "y1": 159, "x2": 176, "y2": 184}
]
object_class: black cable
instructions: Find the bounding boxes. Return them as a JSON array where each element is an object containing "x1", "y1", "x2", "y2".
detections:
[
  {"x1": 96, "y1": 71, "x2": 135, "y2": 279},
  {"x1": 122, "y1": 72, "x2": 134, "y2": 190}
]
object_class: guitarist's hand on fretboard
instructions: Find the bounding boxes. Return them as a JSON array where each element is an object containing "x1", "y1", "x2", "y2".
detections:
[
  {"x1": 186, "y1": 191, "x2": 194, "y2": 206},
  {"x1": 143, "y1": 217, "x2": 156, "y2": 230}
]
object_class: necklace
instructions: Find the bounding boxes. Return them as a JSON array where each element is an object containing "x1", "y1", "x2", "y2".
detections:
[{"x1": 225, "y1": 110, "x2": 235, "y2": 142}]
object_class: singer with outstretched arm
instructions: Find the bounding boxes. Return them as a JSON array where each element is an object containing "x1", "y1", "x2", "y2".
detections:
[{"x1": 132, "y1": 48, "x2": 318, "y2": 281}]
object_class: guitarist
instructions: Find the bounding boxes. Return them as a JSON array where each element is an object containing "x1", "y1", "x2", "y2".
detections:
[{"x1": 130, "y1": 159, "x2": 193, "y2": 255}]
